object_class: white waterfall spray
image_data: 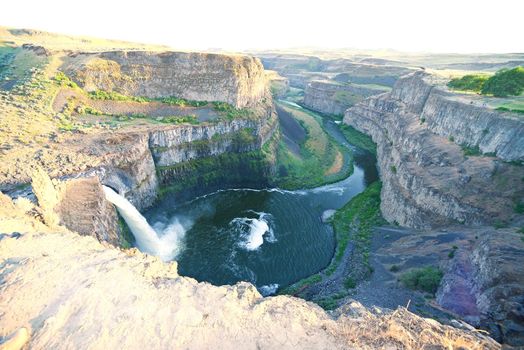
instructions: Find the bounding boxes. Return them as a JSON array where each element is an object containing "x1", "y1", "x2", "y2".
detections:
[{"x1": 102, "y1": 186, "x2": 185, "y2": 261}]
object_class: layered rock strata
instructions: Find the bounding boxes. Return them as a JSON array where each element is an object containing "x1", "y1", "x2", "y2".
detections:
[
  {"x1": 63, "y1": 51, "x2": 268, "y2": 108},
  {"x1": 303, "y1": 80, "x2": 386, "y2": 115},
  {"x1": 344, "y1": 71, "x2": 524, "y2": 228}
]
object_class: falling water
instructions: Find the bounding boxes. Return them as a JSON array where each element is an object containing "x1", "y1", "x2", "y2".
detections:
[{"x1": 102, "y1": 186, "x2": 185, "y2": 261}]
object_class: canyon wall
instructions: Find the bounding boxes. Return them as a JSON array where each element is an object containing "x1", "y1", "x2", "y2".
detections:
[
  {"x1": 303, "y1": 80, "x2": 386, "y2": 115},
  {"x1": 344, "y1": 71, "x2": 524, "y2": 229},
  {"x1": 64, "y1": 51, "x2": 268, "y2": 108},
  {"x1": 95, "y1": 103, "x2": 277, "y2": 211}
]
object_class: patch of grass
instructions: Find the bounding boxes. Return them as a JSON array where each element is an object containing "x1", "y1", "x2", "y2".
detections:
[
  {"x1": 461, "y1": 145, "x2": 482, "y2": 156},
  {"x1": 339, "y1": 124, "x2": 377, "y2": 155},
  {"x1": 330, "y1": 182, "x2": 384, "y2": 273},
  {"x1": 273, "y1": 103, "x2": 352, "y2": 189},
  {"x1": 159, "y1": 96, "x2": 208, "y2": 107},
  {"x1": 88, "y1": 89, "x2": 150, "y2": 102},
  {"x1": 514, "y1": 201, "x2": 524, "y2": 214},
  {"x1": 314, "y1": 291, "x2": 348, "y2": 310},
  {"x1": 53, "y1": 71, "x2": 78, "y2": 88},
  {"x1": 344, "y1": 277, "x2": 356, "y2": 289},
  {"x1": 212, "y1": 101, "x2": 255, "y2": 120},
  {"x1": 279, "y1": 274, "x2": 322, "y2": 295},
  {"x1": 400, "y1": 266, "x2": 443, "y2": 294},
  {"x1": 494, "y1": 220, "x2": 509, "y2": 229}
]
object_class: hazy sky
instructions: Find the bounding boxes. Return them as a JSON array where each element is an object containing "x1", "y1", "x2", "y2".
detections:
[{"x1": 1, "y1": 0, "x2": 522, "y2": 53}]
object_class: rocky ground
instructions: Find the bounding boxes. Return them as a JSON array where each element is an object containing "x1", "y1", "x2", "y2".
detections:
[{"x1": 0, "y1": 223, "x2": 500, "y2": 350}]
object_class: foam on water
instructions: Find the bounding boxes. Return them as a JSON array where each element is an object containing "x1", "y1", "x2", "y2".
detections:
[
  {"x1": 231, "y1": 212, "x2": 275, "y2": 251},
  {"x1": 259, "y1": 283, "x2": 279, "y2": 296}
]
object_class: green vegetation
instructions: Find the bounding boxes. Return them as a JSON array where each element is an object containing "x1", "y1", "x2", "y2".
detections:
[
  {"x1": 339, "y1": 124, "x2": 377, "y2": 156},
  {"x1": 400, "y1": 266, "x2": 443, "y2": 294},
  {"x1": 157, "y1": 147, "x2": 272, "y2": 198},
  {"x1": 448, "y1": 246, "x2": 458, "y2": 259},
  {"x1": 390, "y1": 165, "x2": 397, "y2": 174},
  {"x1": 212, "y1": 101, "x2": 254, "y2": 120},
  {"x1": 159, "y1": 96, "x2": 208, "y2": 107},
  {"x1": 390, "y1": 265, "x2": 400, "y2": 272},
  {"x1": 448, "y1": 135, "x2": 455, "y2": 142},
  {"x1": 448, "y1": 67, "x2": 524, "y2": 97},
  {"x1": 53, "y1": 71, "x2": 79, "y2": 88},
  {"x1": 447, "y1": 74, "x2": 489, "y2": 93},
  {"x1": 343, "y1": 277, "x2": 356, "y2": 289},
  {"x1": 88, "y1": 89, "x2": 150, "y2": 102},
  {"x1": 274, "y1": 103, "x2": 352, "y2": 189},
  {"x1": 482, "y1": 67, "x2": 524, "y2": 97},
  {"x1": 495, "y1": 100, "x2": 524, "y2": 114},
  {"x1": 328, "y1": 182, "x2": 384, "y2": 275},
  {"x1": 118, "y1": 214, "x2": 135, "y2": 249},
  {"x1": 279, "y1": 274, "x2": 322, "y2": 295},
  {"x1": 333, "y1": 90, "x2": 362, "y2": 106},
  {"x1": 514, "y1": 201, "x2": 524, "y2": 214},
  {"x1": 314, "y1": 291, "x2": 348, "y2": 310},
  {"x1": 461, "y1": 145, "x2": 482, "y2": 156}
]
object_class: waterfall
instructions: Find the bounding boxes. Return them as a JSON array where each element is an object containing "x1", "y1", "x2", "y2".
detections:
[{"x1": 102, "y1": 186, "x2": 184, "y2": 261}]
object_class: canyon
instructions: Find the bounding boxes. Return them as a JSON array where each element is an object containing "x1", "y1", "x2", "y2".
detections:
[{"x1": 1, "y1": 28, "x2": 524, "y2": 349}]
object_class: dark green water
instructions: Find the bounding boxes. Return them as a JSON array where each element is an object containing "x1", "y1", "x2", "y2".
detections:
[{"x1": 144, "y1": 104, "x2": 377, "y2": 295}]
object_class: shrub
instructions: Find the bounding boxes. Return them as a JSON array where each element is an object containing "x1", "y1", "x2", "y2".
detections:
[
  {"x1": 390, "y1": 265, "x2": 400, "y2": 272},
  {"x1": 448, "y1": 135, "x2": 455, "y2": 142},
  {"x1": 447, "y1": 74, "x2": 489, "y2": 93},
  {"x1": 400, "y1": 266, "x2": 443, "y2": 294},
  {"x1": 344, "y1": 277, "x2": 356, "y2": 289},
  {"x1": 390, "y1": 165, "x2": 397, "y2": 174},
  {"x1": 482, "y1": 67, "x2": 524, "y2": 97}
]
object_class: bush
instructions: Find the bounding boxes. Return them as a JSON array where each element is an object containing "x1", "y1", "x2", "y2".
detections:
[
  {"x1": 482, "y1": 67, "x2": 524, "y2": 97},
  {"x1": 344, "y1": 277, "x2": 356, "y2": 289},
  {"x1": 400, "y1": 266, "x2": 443, "y2": 294},
  {"x1": 390, "y1": 265, "x2": 400, "y2": 272},
  {"x1": 447, "y1": 74, "x2": 489, "y2": 93}
]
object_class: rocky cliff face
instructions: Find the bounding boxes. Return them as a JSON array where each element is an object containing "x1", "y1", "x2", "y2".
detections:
[
  {"x1": 344, "y1": 71, "x2": 524, "y2": 346},
  {"x1": 344, "y1": 71, "x2": 524, "y2": 229},
  {"x1": 64, "y1": 51, "x2": 268, "y2": 108},
  {"x1": 303, "y1": 80, "x2": 385, "y2": 115},
  {"x1": 94, "y1": 102, "x2": 277, "y2": 210},
  {"x1": 436, "y1": 227, "x2": 524, "y2": 346}
]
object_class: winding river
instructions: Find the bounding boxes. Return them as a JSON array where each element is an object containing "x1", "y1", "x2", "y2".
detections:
[{"x1": 143, "y1": 102, "x2": 378, "y2": 294}]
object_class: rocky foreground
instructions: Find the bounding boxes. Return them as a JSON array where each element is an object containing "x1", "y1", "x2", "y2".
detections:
[{"x1": 0, "y1": 220, "x2": 499, "y2": 349}]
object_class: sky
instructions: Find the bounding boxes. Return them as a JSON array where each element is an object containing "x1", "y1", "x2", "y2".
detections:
[{"x1": 0, "y1": 0, "x2": 522, "y2": 53}]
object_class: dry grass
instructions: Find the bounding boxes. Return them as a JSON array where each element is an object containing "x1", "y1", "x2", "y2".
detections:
[{"x1": 332, "y1": 305, "x2": 499, "y2": 350}]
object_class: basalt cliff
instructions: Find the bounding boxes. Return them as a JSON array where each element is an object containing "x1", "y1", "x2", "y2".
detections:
[{"x1": 344, "y1": 71, "x2": 524, "y2": 345}]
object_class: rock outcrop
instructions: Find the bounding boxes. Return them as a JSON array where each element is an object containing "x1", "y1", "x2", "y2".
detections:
[
  {"x1": 344, "y1": 71, "x2": 524, "y2": 228},
  {"x1": 436, "y1": 226, "x2": 524, "y2": 346},
  {"x1": 64, "y1": 51, "x2": 268, "y2": 108},
  {"x1": 303, "y1": 80, "x2": 386, "y2": 115}
]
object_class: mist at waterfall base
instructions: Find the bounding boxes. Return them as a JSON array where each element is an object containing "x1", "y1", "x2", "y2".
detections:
[{"x1": 102, "y1": 186, "x2": 191, "y2": 261}]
